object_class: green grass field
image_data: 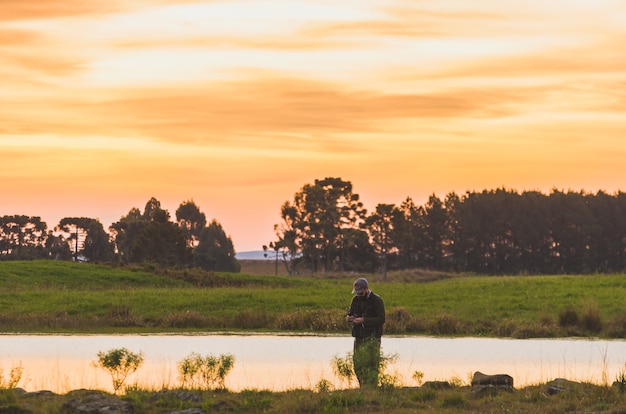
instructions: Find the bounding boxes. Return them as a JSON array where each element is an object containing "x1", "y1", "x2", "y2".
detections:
[
  {"x1": 1, "y1": 260, "x2": 626, "y2": 413},
  {"x1": 1, "y1": 260, "x2": 625, "y2": 338}
]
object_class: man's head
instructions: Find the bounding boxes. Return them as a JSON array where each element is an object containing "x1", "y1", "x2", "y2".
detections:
[{"x1": 352, "y1": 278, "x2": 369, "y2": 295}]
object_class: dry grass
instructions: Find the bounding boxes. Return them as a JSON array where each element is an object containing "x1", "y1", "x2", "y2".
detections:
[
  {"x1": 238, "y1": 260, "x2": 290, "y2": 276},
  {"x1": 239, "y1": 260, "x2": 456, "y2": 284}
]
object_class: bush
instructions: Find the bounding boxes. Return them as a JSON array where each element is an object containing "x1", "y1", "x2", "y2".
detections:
[
  {"x1": 385, "y1": 307, "x2": 412, "y2": 334},
  {"x1": 232, "y1": 309, "x2": 272, "y2": 330},
  {"x1": 332, "y1": 354, "x2": 356, "y2": 388},
  {"x1": 94, "y1": 348, "x2": 144, "y2": 394},
  {"x1": 581, "y1": 302, "x2": 602, "y2": 333},
  {"x1": 178, "y1": 352, "x2": 235, "y2": 390},
  {"x1": 0, "y1": 363, "x2": 22, "y2": 389},
  {"x1": 430, "y1": 313, "x2": 460, "y2": 335},
  {"x1": 606, "y1": 310, "x2": 626, "y2": 338},
  {"x1": 559, "y1": 306, "x2": 579, "y2": 327}
]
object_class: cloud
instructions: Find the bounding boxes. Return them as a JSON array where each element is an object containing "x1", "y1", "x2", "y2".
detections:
[
  {"x1": 302, "y1": 8, "x2": 509, "y2": 40},
  {"x1": 0, "y1": 0, "x2": 207, "y2": 22},
  {"x1": 2, "y1": 74, "x2": 531, "y2": 151},
  {"x1": 0, "y1": 28, "x2": 43, "y2": 45},
  {"x1": 0, "y1": 0, "x2": 123, "y2": 21}
]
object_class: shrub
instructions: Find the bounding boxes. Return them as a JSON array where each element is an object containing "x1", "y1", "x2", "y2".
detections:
[
  {"x1": 94, "y1": 348, "x2": 144, "y2": 394},
  {"x1": 385, "y1": 307, "x2": 412, "y2": 334},
  {"x1": 581, "y1": 302, "x2": 602, "y2": 333},
  {"x1": 332, "y1": 346, "x2": 398, "y2": 389},
  {"x1": 559, "y1": 306, "x2": 579, "y2": 327},
  {"x1": 232, "y1": 309, "x2": 272, "y2": 330},
  {"x1": 430, "y1": 313, "x2": 460, "y2": 335},
  {"x1": 315, "y1": 378, "x2": 333, "y2": 393},
  {"x1": 178, "y1": 352, "x2": 235, "y2": 390},
  {"x1": 0, "y1": 363, "x2": 23, "y2": 389},
  {"x1": 493, "y1": 318, "x2": 516, "y2": 337},
  {"x1": 606, "y1": 310, "x2": 626, "y2": 338},
  {"x1": 412, "y1": 371, "x2": 424, "y2": 386},
  {"x1": 511, "y1": 320, "x2": 558, "y2": 339},
  {"x1": 331, "y1": 354, "x2": 356, "y2": 388}
]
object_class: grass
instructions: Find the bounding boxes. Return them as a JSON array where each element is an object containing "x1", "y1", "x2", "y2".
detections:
[
  {"x1": 1, "y1": 260, "x2": 626, "y2": 412},
  {"x1": 1, "y1": 260, "x2": 626, "y2": 337},
  {"x1": 3, "y1": 381, "x2": 626, "y2": 413}
]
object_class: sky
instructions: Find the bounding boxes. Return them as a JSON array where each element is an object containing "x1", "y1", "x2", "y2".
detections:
[{"x1": 2, "y1": 0, "x2": 625, "y2": 252}]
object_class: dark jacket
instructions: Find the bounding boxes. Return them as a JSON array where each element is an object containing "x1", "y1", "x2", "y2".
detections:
[{"x1": 348, "y1": 291, "x2": 385, "y2": 339}]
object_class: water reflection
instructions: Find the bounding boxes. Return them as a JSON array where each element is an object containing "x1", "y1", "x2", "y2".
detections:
[{"x1": 1, "y1": 334, "x2": 624, "y2": 393}]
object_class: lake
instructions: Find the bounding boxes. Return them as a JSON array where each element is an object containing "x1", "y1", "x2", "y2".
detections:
[{"x1": 1, "y1": 334, "x2": 625, "y2": 393}]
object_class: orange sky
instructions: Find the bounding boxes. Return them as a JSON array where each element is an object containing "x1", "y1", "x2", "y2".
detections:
[{"x1": 2, "y1": 0, "x2": 625, "y2": 252}]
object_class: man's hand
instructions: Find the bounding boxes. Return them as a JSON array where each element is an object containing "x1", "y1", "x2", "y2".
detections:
[{"x1": 351, "y1": 317, "x2": 365, "y2": 324}]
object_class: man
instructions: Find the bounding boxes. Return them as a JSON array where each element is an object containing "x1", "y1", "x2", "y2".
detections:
[{"x1": 346, "y1": 277, "x2": 386, "y2": 387}]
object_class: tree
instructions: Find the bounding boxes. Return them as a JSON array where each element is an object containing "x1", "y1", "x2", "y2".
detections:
[
  {"x1": 44, "y1": 231, "x2": 73, "y2": 261},
  {"x1": 263, "y1": 242, "x2": 280, "y2": 276},
  {"x1": 0, "y1": 215, "x2": 47, "y2": 259},
  {"x1": 194, "y1": 220, "x2": 240, "y2": 272},
  {"x1": 443, "y1": 192, "x2": 465, "y2": 272},
  {"x1": 365, "y1": 204, "x2": 397, "y2": 279},
  {"x1": 82, "y1": 220, "x2": 115, "y2": 262},
  {"x1": 586, "y1": 191, "x2": 626, "y2": 272},
  {"x1": 111, "y1": 198, "x2": 190, "y2": 267},
  {"x1": 273, "y1": 177, "x2": 367, "y2": 272},
  {"x1": 270, "y1": 206, "x2": 301, "y2": 275},
  {"x1": 514, "y1": 191, "x2": 551, "y2": 274},
  {"x1": 267, "y1": 220, "x2": 300, "y2": 275},
  {"x1": 549, "y1": 190, "x2": 598, "y2": 274},
  {"x1": 110, "y1": 207, "x2": 144, "y2": 264},
  {"x1": 340, "y1": 227, "x2": 376, "y2": 273},
  {"x1": 391, "y1": 198, "x2": 426, "y2": 270},
  {"x1": 58, "y1": 217, "x2": 94, "y2": 261},
  {"x1": 176, "y1": 200, "x2": 207, "y2": 248},
  {"x1": 142, "y1": 197, "x2": 163, "y2": 221},
  {"x1": 132, "y1": 208, "x2": 190, "y2": 267},
  {"x1": 423, "y1": 194, "x2": 450, "y2": 270},
  {"x1": 57, "y1": 217, "x2": 113, "y2": 262}
]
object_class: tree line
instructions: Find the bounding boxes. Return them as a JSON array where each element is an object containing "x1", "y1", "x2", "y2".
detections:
[
  {"x1": 0, "y1": 197, "x2": 240, "y2": 272},
  {"x1": 268, "y1": 177, "x2": 626, "y2": 276},
  {"x1": 3, "y1": 178, "x2": 625, "y2": 275}
]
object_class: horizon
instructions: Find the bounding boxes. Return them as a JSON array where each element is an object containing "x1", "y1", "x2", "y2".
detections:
[{"x1": 2, "y1": 0, "x2": 625, "y2": 252}]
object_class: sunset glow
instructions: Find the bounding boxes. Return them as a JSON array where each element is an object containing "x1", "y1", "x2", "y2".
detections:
[{"x1": 2, "y1": 0, "x2": 625, "y2": 252}]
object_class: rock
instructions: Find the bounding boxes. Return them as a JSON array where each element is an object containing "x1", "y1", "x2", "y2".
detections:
[
  {"x1": 61, "y1": 390, "x2": 132, "y2": 413},
  {"x1": 169, "y1": 409, "x2": 207, "y2": 414},
  {"x1": 23, "y1": 390, "x2": 57, "y2": 398},
  {"x1": 149, "y1": 389, "x2": 202, "y2": 403},
  {"x1": 545, "y1": 378, "x2": 582, "y2": 395},
  {"x1": 422, "y1": 381, "x2": 452, "y2": 389},
  {"x1": 471, "y1": 371, "x2": 514, "y2": 395}
]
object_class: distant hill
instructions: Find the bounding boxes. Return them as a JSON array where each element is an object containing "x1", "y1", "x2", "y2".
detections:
[{"x1": 235, "y1": 250, "x2": 273, "y2": 260}]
